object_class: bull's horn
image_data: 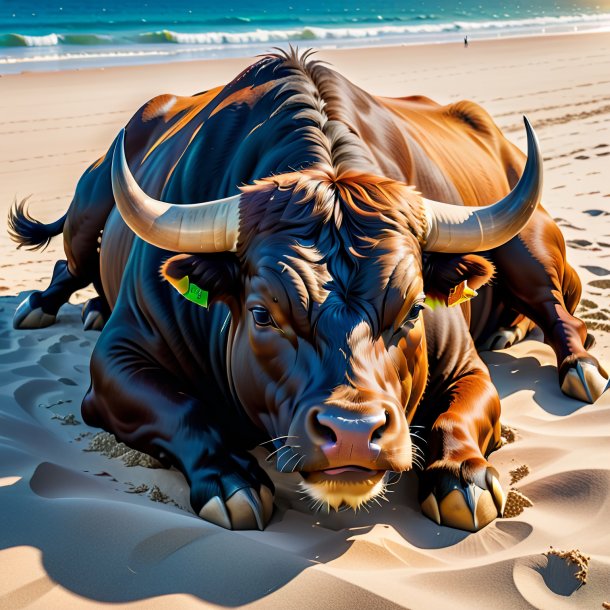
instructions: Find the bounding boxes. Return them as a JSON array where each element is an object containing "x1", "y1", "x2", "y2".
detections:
[
  {"x1": 422, "y1": 116, "x2": 542, "y2": 253},
  {"x1": 111, "y1": 129, "x2": 241, "y2": 253}
]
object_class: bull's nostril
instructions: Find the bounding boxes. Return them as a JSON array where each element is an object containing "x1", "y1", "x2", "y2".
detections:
[
  {"x1": 308, "y1": 410, "x2": 338, "y2": 445},
  {"x1": 323, "y1": 425, "x2": 337, "y2": 444},
  {"x1": 371, "y1": 410, "x2": 389, "y2": 443}
]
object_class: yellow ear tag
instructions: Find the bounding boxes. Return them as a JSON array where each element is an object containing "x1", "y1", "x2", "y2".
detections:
[
  {"x1": 447, "y1": 280, "x2": 478, "y2": 307},
  {"x1": 166, "y1": 275, "x2": 209, "y2": 308}
]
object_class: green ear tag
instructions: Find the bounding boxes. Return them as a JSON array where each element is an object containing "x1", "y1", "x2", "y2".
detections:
[
  {"x1": 184, "y1": 281, "x2": 209, "y2": 308},
  {"x1": 168, "y1": 275, "x2": 208, "y2": 308}
]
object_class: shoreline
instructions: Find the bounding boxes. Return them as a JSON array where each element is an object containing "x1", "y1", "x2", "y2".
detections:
[
  {"x1": 1, "y1": 24, "x2": 610, "y2": 76},
  {"x1": 0, "y1": 28, "x2": 607, "y2": 82}
]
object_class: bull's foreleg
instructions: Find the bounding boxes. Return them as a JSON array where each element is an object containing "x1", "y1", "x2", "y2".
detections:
[
  {"x1": 416, "y1": 368, "x2": 504, "y2": 532},
  {"x1": 493, "y1": 207, "x2": 609, "y2": 403},
  {"x1": 415, "y1": 308, "x2": 504, "y2": 532},
  {"x1": 82, "y1": 330, "x2": 274, "y2": 530}
]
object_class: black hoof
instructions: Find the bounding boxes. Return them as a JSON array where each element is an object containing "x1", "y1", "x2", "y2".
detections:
[
  {"x1": 13, "y1": 293, "x2": 56, "y2": 329},
  {"x1": 81, "y1": 297, "x2": 109, "y2": 331}
]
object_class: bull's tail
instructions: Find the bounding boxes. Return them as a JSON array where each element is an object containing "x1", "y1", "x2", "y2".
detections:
[{"x1": 7, "y1": 197, "x2": 67, "y2": 251}]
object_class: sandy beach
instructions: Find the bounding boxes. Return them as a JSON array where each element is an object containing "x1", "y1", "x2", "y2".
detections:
[{"x1": 1, "y1": 32, "x2": 610, "y2": 609}]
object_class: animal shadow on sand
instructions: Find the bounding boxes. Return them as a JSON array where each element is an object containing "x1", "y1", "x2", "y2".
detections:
[{"x1": 481, "y1": 336, "x2": 592, "y2": 416}]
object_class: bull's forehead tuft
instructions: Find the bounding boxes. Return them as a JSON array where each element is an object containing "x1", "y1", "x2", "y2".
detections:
[{"x1": 279, "y1": 252, "x2": 331, "y2": 308}]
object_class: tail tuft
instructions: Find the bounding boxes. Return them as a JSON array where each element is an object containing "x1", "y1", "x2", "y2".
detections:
[{"x1": 7, "y1": 196, "x2": 66, "y2": 251}]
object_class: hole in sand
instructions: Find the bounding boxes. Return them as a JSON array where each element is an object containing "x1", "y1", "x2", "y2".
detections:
[{"x1": 514, "y1": 550, "x2": 589, "y2": 602}]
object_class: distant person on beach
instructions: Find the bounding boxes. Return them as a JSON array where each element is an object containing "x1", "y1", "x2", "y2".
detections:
[{"x1": 464, "y1": 35, "x2": 469, "y2": 47}]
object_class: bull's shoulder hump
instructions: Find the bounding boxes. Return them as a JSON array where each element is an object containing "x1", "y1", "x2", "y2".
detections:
[
  {"x1": 381, "y1": 94, "x2": 442, "y2": 108},
  {"x1": 442, "y1": 100, "x2": 499, "y2": 138},
  {"x1": 381, "y1": 96, "x2": 499, "y2": 139}
]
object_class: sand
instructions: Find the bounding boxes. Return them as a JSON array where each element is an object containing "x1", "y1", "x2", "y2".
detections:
[{"x1": 1, "y1": 32, "x2": 610, "y2": 609}]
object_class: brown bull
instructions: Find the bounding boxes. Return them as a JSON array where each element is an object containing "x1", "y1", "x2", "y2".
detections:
[{"x1": 9, "y1": 49, "x2": 608, "y2": 532}]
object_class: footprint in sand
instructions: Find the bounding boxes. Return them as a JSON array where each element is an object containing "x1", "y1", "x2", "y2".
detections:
[
  {"x1": 578, "y1": 298, "x2": 598, "y2": 310},
  {"x1": 556, "y1": 220, "x2": 585, "y2": 231},
  {"x1": 582, "y1": 265, "x2": 610, "y2": 276},
  {"x1": 574, "y1": 155, "x2": 589, "y2": 160},
  {"x1": 597, "y1": 151, "x2": 610, "y2": 157},
  {"x1": 567, "y1": 239, "x2": 593, "y2": 249},
  {"x1": 589, "y1": 279, "x2": 610, "y2": 289}
]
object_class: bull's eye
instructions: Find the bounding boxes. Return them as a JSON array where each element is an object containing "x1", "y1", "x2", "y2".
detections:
[
  {"x1": 395, "y1": 303, "x2": 424, "y2": 332},
  {"x1": 250, "y1": 306, "x2": 277, "y2": 328},
  {"x1": 406, "y1": 303, "x2": 425, "y2": 321}
]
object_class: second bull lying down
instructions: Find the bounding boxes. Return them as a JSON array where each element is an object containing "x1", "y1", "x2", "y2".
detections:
[{"x1": 9, "y1": 49, "x2": 609, "y2": 531}]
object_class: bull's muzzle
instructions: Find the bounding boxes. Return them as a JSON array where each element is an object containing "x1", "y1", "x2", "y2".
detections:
[
  {"x1": 307, "y1": 406, "x2": 386, "y2": 464},
  {"x1": 285, "y1": 403, "x2": 412, "y2": 511}
]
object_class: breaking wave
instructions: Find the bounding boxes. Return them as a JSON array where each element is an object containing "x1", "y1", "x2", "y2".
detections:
[
  {"x1": 1, "y1": 12, "x2": 610, "y2": 49},
  {"x1": 0, "y1": 32, "x2": 112, "y2": 47}
]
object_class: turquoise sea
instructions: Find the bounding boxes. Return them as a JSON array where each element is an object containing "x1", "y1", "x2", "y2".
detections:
[{"x1": 1, "y1": 1, "x2": 609, "y2": 73}]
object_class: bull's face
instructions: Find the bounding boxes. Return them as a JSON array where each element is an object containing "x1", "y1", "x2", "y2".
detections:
[
  {"x1": 111, "y1": 119, "x2": 541, "y2": 512},
  {"x1": 229, "y1": 217, "x2": 428, "y2": 510}
]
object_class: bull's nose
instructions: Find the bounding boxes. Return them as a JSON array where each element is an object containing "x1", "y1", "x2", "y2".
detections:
[{"x1": 306, "y1": 407, "x2": 388, "y2": 460}]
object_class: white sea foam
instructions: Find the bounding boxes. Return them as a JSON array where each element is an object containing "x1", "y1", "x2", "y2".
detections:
[
  {"x1": 153, "y1": 13, "x2": 610, "y2": 45},
  {"x1": 2, "y1": 12, "x2": 610, "y2": 50}
]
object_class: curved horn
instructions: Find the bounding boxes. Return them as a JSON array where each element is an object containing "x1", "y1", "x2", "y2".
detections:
[
  {"x1": 422, "y1": 116, "x2": 542, "y2": 253},
  {"x1": 111, "y1": 129, "x2": 241, "y2": 253}
]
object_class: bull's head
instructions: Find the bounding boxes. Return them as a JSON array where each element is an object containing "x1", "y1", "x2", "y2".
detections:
[{"x1": 111, "y1": 118, "x2": 541, "y2": 512}]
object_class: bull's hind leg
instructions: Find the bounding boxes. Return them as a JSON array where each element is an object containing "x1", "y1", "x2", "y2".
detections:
[
  {"x1": 493, "y1": 207, "x2": 609, "y2": 403},
  {"x1": 479, "y1": 314, "x2": 535, "y2": 351},
  {"x1": 13, "y1": 259, "x2": 89, "y2": 329},
  {"x1": 10, "y1": 147, "x2": 117, "y2": 331}
]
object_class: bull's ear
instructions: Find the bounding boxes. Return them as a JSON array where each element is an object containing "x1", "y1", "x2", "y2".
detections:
[
  {"x1": 423, "y1": 253, "x2": 494, "y2": 308},
  {"x1": 161, "y1": 253, "x2": 241, "y2": 308}
]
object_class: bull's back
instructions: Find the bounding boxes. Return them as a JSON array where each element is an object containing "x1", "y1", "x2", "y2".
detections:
[
  {"x1": 378, "y1": 95, "x2": 525, "y2": 204},
  {"x1": 306, "y1": 65, "x2": 524, "y2": 206}
]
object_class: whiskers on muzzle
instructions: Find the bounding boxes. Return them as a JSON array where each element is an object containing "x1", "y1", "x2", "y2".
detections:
[
  {"x1": 271, "y1": 443, "x2": 306, "y2": 473},
  {"x1": 409, "y1": 426, "x2": 427, "y2": 471},
  {"x1": 297, "y1": 471, "x2": 391, "y2": 513}
]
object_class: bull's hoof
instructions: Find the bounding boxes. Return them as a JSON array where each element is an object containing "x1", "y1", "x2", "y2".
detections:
[
  {"x1": 560, "y1": 357, "x2": 609, "y2": 403},
  {"x1": 419, "y1": 462, "x2": 505, "y2": 532},
  {"x1": 199, "y1": 486, "x2": 274, "y2": 530},
  {"x1": 81, "y1": 297, "x2": 108, "y2": 331},
  {"x1": 13, "y1": 293, "x2": 56, "y2": 329},
  {"x1": 480, "y1": 325, "x2": 526, "y2": 351}
]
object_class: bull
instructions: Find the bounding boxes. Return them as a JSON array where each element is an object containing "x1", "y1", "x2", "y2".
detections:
[{"x1": 9, "y1": 49, "x2": 608, "y2": 532}]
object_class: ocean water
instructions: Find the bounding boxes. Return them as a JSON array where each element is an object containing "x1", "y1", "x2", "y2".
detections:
[{"x1": 1, "y1": 0, "x2": 609, "y2": 73}]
